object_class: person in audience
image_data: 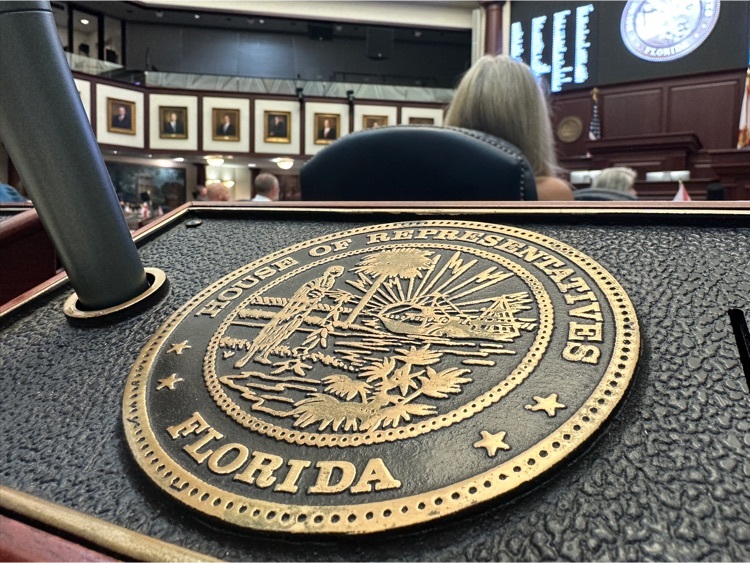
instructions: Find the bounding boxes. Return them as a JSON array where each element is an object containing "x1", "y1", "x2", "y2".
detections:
[
  {"x1": 206, "y1": 182, "x2": 230, "y2": 202},
  {"x1": 592, "y1": 167, "x2": 638, "y2": 197},
  {"x1": 706, "y1": 182, "x2": 726, "y2": 200},
  {"x1": 444, "y1": 55, "x2": 573, "y2": 201},
  {"x1": 252, "y1": 173, "x2": 280, "y2": 202},
  {"x1": 193, "y1": 185, "x2": 208, "y2": 201}
]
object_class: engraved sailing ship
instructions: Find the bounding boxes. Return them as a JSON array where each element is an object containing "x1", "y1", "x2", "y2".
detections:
[{"x1": 216, "y1": 249, "x2": 538, "y2": 434}]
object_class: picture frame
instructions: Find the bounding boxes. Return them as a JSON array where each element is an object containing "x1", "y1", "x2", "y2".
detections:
[
  {"x1": 314, "y1": 112, "x2": 340, "y2": 145},
  {"x1": 363, "y1": 115, "x2": 388, "y2": 129},
  {"x1": 159, "y1": 106, "x2": 188, "y2": 139},
  {"x1": 264, "y1": 110, "x2": 291, "y2": 143},
  {"x1": 408, "y1": 116, "x2": 435, "y2": 125},
  {"x1": 107, "y1": 98, "x2": 136, "y2": 135},
  {"x1": 212, "y1": 108, "x2": 240, "y2": 141}
]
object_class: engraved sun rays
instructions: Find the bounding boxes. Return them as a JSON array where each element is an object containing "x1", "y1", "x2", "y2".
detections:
[{"x1": 345, "y1": 249, "x2": 516, "y2": 329}]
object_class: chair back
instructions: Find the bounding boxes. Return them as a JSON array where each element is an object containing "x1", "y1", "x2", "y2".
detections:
[
  {"x1": 301, "y1": 125, "x2": 537, "y2": 201},
  {"x1": 573, "y1": 188, "x2": 638, "y2": 201}
]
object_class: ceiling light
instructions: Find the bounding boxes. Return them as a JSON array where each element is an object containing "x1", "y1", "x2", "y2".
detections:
[
  {"x1": 259, "y1": 19, "x2": 265, "y2": 24},
  {"x1": 248, "y1": 163, "x2": 257, "y2": 168},
  {"x1": 173, "y1": 157, "x2": 184, "y2": 162},
  {"x1": 80, "y1": 18, "x2": 90, "y2": 25},
  {"x1": 275, "y1": 158, "x2": 294, "y2": 170},
  {"x1": 194, "y1": 14, "x2": 200, "y2": 19},
  {"x1": 206, "y1": 156, "x2": 224, "y2": 167}
]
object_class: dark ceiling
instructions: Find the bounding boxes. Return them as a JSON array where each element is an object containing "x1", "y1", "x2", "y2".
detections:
[{"x1": 62, "y1": 1, "x2": 471, "y2": 46}]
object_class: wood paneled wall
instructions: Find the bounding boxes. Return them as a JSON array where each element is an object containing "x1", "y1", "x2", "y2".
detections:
[
  {"x1": 552, "y1": 69, "x2": 750, "y2": 200},
  {"x1": 552, "y1": 69, "x2": 746, "y2": 156}
]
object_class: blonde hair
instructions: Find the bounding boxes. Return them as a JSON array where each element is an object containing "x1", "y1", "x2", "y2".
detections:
[
  {"x1": 206, "y1": 182, "x2": 229, "y2": 201},
  {"x1": 592, "y1": 167, "x2": 637, "y2": 193},
  {"x1": 445, "y1": 55, "x2": 559, "y2": 178}
]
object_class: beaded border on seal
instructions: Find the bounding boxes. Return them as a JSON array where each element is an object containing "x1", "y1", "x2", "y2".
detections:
[{"x1": 123, "y1": 220, "x2": 640, "y2": 535}]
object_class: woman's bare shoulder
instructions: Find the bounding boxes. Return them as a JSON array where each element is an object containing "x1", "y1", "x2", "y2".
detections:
[{"x1": 535, "y1": 176, "x2": 574, "y2": 201}]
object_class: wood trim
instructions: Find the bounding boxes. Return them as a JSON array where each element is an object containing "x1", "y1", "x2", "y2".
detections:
[
  {"x1": 0, "y1": 486, "x2": 217, "y2": 562},
  {"x1": 0, "y1": 514, "x2": 117, "y2": 562}
]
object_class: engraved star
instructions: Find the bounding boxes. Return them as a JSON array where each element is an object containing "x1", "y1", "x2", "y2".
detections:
[
  {"x1": 157, "y1": 373, "x2": 184, "y2": 390},
  {"x1": 474, "y1": 430, "x2": 510, "y2": 457},
  {"x1": 525, "y1": 393, "x2": 566, "y2": 417},
  {"x1": 167, "y1": 340, "x2": 191, "y2": 355}
]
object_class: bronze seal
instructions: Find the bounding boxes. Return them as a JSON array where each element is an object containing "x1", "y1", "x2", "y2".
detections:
[
  {"x1": 556, "y1": 116, "x2": 583, "y2": 144},
  {"x1": 124, "y1": 221, "x2": 639, "y2": 534}
]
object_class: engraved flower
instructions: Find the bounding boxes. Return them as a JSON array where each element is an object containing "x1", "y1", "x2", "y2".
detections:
[
  {"x1": 358, "y1": 357, "x2": 396, "y2": 383},
  {"x1": 393, "y1": 344, "x2": 441, "y2": 366},
  {"x1": 323, "y1": 374, "x2": 371, "y2": 402}
]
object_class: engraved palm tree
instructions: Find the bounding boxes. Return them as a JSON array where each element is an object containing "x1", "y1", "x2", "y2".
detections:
[{"x1": 345, "y1": 249, "x2": 434, "y2": 325}]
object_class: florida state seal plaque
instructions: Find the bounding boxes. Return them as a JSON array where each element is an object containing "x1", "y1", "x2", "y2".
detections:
[{"x1": 124, "y1": 221, "x2": 639, "y2": 534}]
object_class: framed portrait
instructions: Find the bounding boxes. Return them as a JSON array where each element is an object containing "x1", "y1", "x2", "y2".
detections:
[
  {"x1": 264, "y1": 110, "x2": 291, "y2": 143},
  {"x1": 159, "y1": 106, "x2": 188, "y2": 139},
  {"x1": 408, "y1": 116, "x2": 435, "y2": 125},
  {"x1": 314, "y1": 112, "x2": 340, "y2": 145},
  {"x1": 363, "y1": 115, "x2": 388, "y2": 129},
  {"x1": 212, "y1": 108, "x2": 240, "y2": 141},
  {"x1": 107, "y1": 98, "x2": 136, "y2": 135}
]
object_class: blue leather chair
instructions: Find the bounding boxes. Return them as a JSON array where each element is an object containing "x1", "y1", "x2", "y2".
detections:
[{"x1": 301, "y1": 125, "x2": 537, "y2": 201}]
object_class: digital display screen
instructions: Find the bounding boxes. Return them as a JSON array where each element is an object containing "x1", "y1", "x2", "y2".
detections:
[
  {"x1": 510, "y1": 1, "x2": 750, "y2": 93},
  {"x1": 510, "y1": 1, "x2": 598, "y2": 93}
]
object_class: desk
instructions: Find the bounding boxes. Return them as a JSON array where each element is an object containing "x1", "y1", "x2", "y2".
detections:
[{"x1": 1, "y1": 202, "x2": 748, "y2": 561}]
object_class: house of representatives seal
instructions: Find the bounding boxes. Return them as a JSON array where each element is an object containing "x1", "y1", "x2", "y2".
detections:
[
  {"x1": 620, "y1": 0, "x2": 720, "y2": 63},
  {"x1": 124, "y1": 221, "x2": 639, "y2": 534}
]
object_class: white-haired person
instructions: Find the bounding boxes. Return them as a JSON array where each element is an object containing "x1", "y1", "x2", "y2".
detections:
[
  {"x1": 252, "y1": 173, "x2": 280, "y2": 202},
  {"x1": 444, "y1": 54, "x2": 573, "y2": 201},
  {"x1": 592, "y1": 167, "x2": 638, "y2": 198}
]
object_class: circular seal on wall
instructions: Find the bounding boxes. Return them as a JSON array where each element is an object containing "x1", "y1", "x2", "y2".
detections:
[
  {"x1": 620, "y1": 0, "x2": 720, "y2": 62},
  {"x1": 556, "y1": 116, "x2": 584, "y2": 144},
  {"x1": 123, "y1": 221, "x2": 639, "y2": 534}
]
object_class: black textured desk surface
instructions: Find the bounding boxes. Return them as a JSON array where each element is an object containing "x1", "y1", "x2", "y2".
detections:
[{"x1": 1, "y1": 210, "x2": 749, "y2": 561}]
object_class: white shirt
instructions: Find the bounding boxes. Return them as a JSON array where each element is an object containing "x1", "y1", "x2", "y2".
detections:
[{"x1": 252, "y1": 194, "x2": 272, "y2": 202}]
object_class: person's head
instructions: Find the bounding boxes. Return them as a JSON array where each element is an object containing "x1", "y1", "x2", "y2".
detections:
[
  {"x1": 445, "y1": 54, "x2": 558, "y2": 178},
  {"x1": 706, "y1": 182, "x2": 726, "y2": 200},
  {"x1": 274, "y1": 116, "x2": 282, "y2": 124},
  {"x1": 592, "y1": 167, "x2": 638, "y2": 195},
  {"x1": 206, "y1": 182, "x2": 230, "y2": 202},
  {"x1": 117, "y1": 106, "x2": 127, "y2": 118},
  {"x1": 254, "y1": 173, "x2": 280, "y2": 201},
  {"x1": 223, "y1": 114, "x2": 231, "y2": 124},
  {"x1": 169, "y1": 112, "x2": 178, "y2": 122},
  {"x1": 323, "y1": 119, "x2": 331, "y2": 128}
]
